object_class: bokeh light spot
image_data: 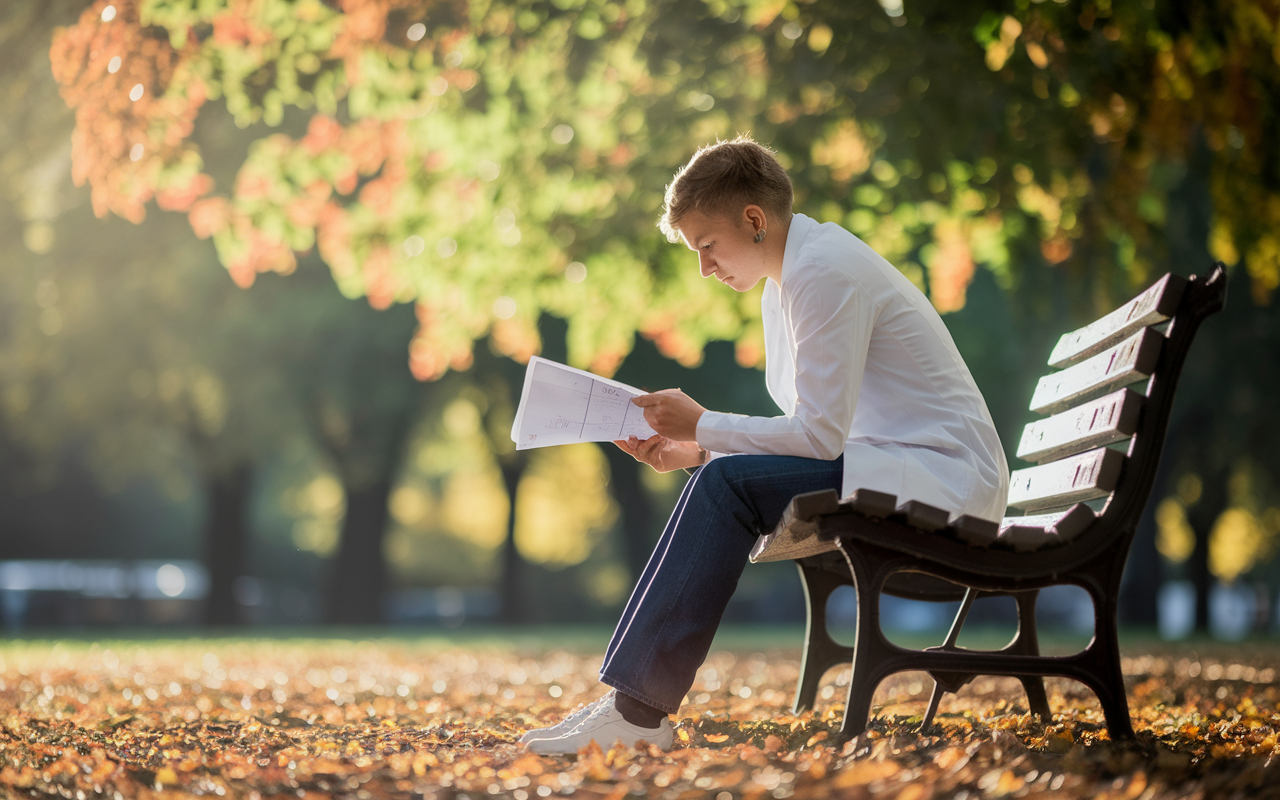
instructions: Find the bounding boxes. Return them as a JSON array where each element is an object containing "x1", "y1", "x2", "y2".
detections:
[
  {"x1": 493, "y1": 296, "x2": 516, "y2": 319},
  {"x1": 403, "y1": 235, "x2": 425, "y2": 257},
  {"x1": 406, "y1": 23, "x2": 425, "y2": 42},
  {"x1": 129, "y1": 83, "x2": 144, "y2": 102},
  {"x1": 565, "y1": 262, "x2": 587, "y2": 283},
  {"x1": 107, "y1": 56, "x2": 121, "y2": 74},
  {"x1": 551, "y1": 124, "x2": 574, "y2": 144},
  {"x1": 101, "y1": 5, "x2": 116, "y2": 21},
  {"x1": 436, "y1": 237, "x2": 458, "y2": 258},
  {"x1": 878, "y1": 0, "x2": 904, "y2": 18},
  {"x1": 156, "y1": 564, "x2": 186, "y2": 598}
]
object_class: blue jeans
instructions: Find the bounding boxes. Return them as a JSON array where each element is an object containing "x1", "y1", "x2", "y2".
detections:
[{"x1": 598, "y1": 453, "x2": 844, "y2": 713}]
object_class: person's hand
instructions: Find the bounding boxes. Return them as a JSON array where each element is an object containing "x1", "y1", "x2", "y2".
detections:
[
  {"x1": 630, "y1": 389, "x2": 706, "y2": 441},
  {"x1": 613, "y1": 435, "x2": 705, "y2": 473}
]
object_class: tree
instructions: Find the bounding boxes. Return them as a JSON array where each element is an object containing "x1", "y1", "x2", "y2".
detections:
[
  {"x1": 260, "y1": 256, "x2": 438, "y2": 624},
  {"x1": 45, "y1": 0, "x2": 1280, "y2": 626}
]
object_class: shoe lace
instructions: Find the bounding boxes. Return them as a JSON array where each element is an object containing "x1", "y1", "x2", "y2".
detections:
[
  {"x1": 575, "y1": 692, "x2": 617, "y2": 727},
  {"x1": 564, "y1": 690, "x2": 614, "y2": 725}
]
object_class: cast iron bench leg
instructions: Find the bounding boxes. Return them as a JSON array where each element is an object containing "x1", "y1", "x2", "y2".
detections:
[
  {"x1": 1085, "y1": 584, "x2": 1136, "y2": 741},
  {"x1": 1010, "y1": 591, "x2": 1053, "y2": 721},
  {"x1": 793, "y1": 558, "x2": 854, "y2": 713}
]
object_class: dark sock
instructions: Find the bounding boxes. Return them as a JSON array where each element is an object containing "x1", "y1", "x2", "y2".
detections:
[{"x1": 614, "y1": 691, "x2": 667, "y2": 728}]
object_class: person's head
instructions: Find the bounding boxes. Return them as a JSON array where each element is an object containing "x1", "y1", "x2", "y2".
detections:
[{"x1": 659, "y1": 136, "x2": 794, "y2": 291}]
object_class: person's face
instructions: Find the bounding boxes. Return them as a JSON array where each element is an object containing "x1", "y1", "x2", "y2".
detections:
[{"x1": 676, "y1": 207, "x2": 769, "y2": 292}]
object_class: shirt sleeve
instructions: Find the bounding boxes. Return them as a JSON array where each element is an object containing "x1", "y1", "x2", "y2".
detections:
[{"x1": 695, "y1": 262, "x2": 878, "y2": 460}]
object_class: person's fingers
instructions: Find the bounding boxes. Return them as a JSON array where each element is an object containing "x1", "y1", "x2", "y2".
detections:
[
  {"x1": 636, "y1": 435, "x2": 665, "y2": 462},
  {"x1": 630, "y1": 394, "x2": 660, "y2": 406}
]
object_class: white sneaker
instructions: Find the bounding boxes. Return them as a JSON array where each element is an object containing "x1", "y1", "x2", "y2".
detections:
[
  {"x1": 518, "y1": 690, "x2": 616, "y2": 744},
  {"x1": 526, "y1": 693, "x2": 673, "y2": 755}
]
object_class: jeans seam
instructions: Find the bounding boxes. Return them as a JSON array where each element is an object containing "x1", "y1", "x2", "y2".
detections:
[
  {"x1": 601, "y1": 466, "x2": 708, "y2": 677},
  {"x1": 605, "y1": 469, "x2": 739, "y2": 707},
  {"x1": 603, "y1": 469, "x2": 703, "y2": 667}
]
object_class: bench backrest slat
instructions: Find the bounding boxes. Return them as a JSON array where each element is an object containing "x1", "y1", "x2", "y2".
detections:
[
  {"x1": 1047, "y1": 273, "x2": 1186, "y2": 368},
  {"x1": 1007, "y1": 446, "x2": 1125, "y2": 512},
  {"x1": 1029, "y1": 327, "x2": 1162, "y2": 415},
  {"x1": 1017, "y1": 387, "x2": 1143, "y2": 464}
]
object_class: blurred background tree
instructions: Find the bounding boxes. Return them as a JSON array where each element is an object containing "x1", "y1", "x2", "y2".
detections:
[{"x1": 0, "y1": 0, "x2": 1275, "y2": 633}]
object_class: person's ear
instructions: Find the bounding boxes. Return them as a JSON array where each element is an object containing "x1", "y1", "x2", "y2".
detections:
[{"x1": 743, "y1": 205, "x2": 767, "y2": 236}]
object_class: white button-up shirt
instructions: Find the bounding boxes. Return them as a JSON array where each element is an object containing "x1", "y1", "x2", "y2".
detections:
[{"x1": 695, "y1": 213, "x2": 1010, "y2": 522}]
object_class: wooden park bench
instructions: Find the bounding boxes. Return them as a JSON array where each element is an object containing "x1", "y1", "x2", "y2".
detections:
[{"x1": 749, "y1": 266, "x2": 1226, "y2": 742}]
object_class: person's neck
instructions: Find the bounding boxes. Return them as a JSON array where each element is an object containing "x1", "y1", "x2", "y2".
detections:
[{"x1": 764, "y1": 213, "x2": 793, "y2": 285}]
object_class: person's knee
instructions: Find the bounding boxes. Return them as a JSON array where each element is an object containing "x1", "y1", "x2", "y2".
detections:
[{"x1": 694, "y1": 456, "x2": 752, "y2": 494}]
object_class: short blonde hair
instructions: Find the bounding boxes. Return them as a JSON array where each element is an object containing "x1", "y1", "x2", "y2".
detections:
[{"x1": 658, "y1": 135, "x2": 794, "y2": 243}]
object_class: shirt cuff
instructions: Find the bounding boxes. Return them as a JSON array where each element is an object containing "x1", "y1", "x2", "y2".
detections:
[{"x1": 696, "y1": 410, "x2": 746, "y2": 455}]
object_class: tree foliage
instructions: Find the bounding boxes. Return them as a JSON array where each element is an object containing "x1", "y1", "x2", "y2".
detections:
[
  {"x1": 49, "y1": 0, "x2": 1280, "y2": 387},
  {"x1": 32, "y1": 0, "x2": 1280, "y2": 617}
]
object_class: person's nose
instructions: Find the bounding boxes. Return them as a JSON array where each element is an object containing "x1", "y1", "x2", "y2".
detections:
[{"x1": 698, "y1": 251, "x2": 715, "y2": 278}]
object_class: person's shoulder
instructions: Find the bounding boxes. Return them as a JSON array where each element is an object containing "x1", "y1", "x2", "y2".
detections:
[
  {"x1": 788, "y1": 219, "x2": 926, "y2": 310},
  {"x1": 787, "y1": 220, "x2": 880, "y2": 289},
  {"x1": 806, "y1": 221, "x2": 885, "y2": 269}
]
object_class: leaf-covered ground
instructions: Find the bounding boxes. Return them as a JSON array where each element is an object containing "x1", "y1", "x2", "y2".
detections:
[{"x1": 1, "y1": 635, "x2": 1278, "y2": 799}]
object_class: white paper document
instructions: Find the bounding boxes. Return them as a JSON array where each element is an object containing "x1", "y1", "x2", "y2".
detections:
[{"x1": 510, "y1": 356, "x2": 657, "y2": 450}]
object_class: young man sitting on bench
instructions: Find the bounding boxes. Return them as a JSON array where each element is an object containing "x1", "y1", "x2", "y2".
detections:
[{"x1": 521, "y1": 136, "x2": 1010, "y2": 755}]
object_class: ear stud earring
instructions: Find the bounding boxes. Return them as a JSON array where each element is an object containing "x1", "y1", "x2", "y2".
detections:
[{"x1": 754, "y1": 229, "x2": 767, "y2": 243}]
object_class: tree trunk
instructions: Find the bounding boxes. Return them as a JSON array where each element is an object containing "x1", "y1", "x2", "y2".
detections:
[
  {"x1": 497, "y1": 454, "x2": 533, "y2": 624},
  {"x1": 1120, "y1": 426, "x2": 1180, "y2": 627},
  {"x1": 326, "y1": 478, "x2": 394, "y2": 624},
  {"x1": 601, "y1": 443, "x2": 656, "y2": 582},
  {"x1": 1185, "y1": 468, "x2": 1226, "y2": 634},
  {"x1": 1120, "y1": 505, "x2": 1162, "y2": 627},
  {"x1": 202, "y1": 462, "x2": 253, "y2": 627}
]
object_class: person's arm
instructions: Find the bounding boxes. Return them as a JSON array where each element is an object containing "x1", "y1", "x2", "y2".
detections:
[{"x1": 696, "y1": 262, "x2": 878, "y2": 460}]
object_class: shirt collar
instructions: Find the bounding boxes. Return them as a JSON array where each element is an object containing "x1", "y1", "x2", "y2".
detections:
[{"x1": 779, "y1": 212, "x2": 817, "y2": 288}]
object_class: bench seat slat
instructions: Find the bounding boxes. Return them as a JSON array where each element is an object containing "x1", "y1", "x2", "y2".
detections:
[
  {"x1": 950, "y1": 515, "x2": 1000, "y2": 547},
  {"x1": 749, "y1": 489, "x2": 841, "y2": 563},
  {"x1": 997, "y1": 504, "x2": 1097, "y2": 552},
  {"x1": 1007, "y1": 446, "x2": 1125, "y2": 512},
  {"x1": 896, "y1": 500, "x2": 950, "y2": 532},
  {"x1": 1029, "y1": 328, "x2": 1162, "y2": 415},
  {"x1": 1048, "y1": 273, "x2": 1186, "y2": 368},
  {"x1": 841, "y1": 488, "x2": 898, "y2": 519},
  {"x1": 752, "y1": 492, "x2": 972, "y2": 562},
  {"x1": 1017, "y1": 388, "x2": 1144, "y2": 464}
]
